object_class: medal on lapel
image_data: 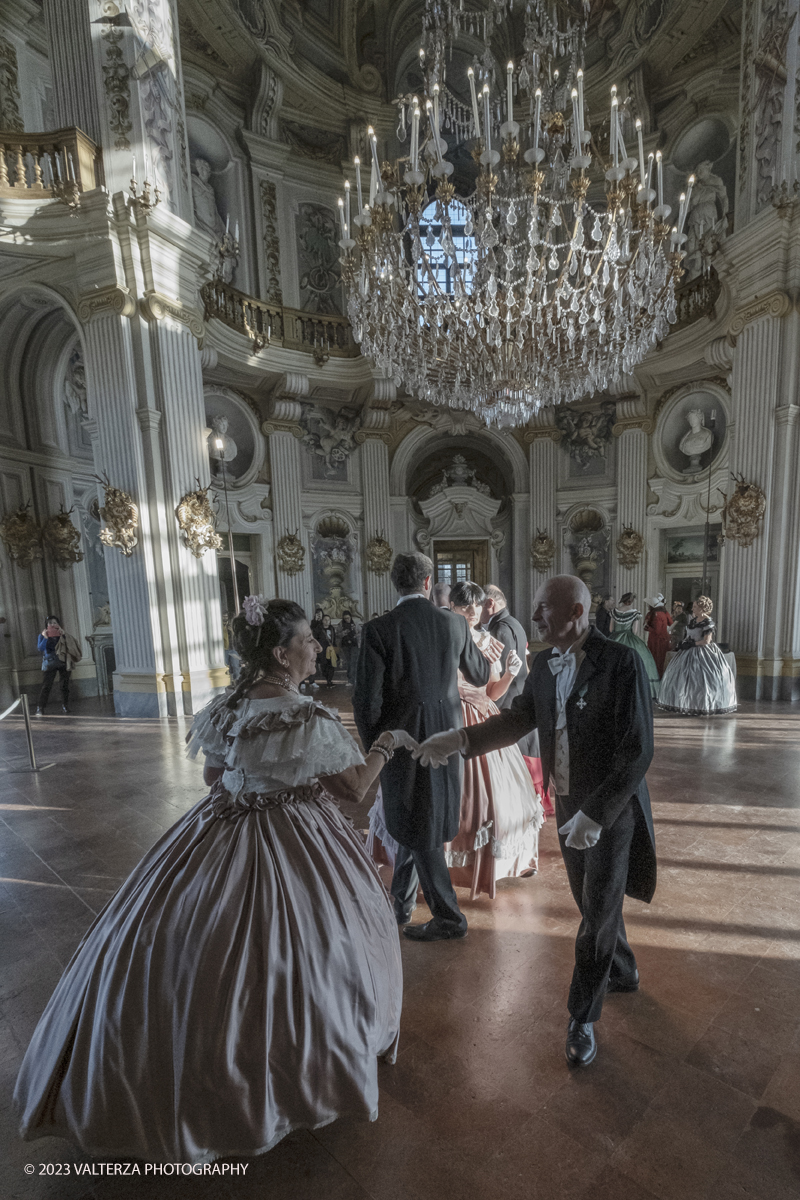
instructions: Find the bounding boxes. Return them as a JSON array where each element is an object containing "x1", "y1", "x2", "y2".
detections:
[{"x1": 576, "y1": 684, "x2": 588, "y2": 711}]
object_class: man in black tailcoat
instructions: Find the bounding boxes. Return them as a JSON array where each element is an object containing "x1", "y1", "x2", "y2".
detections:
[
  {"x1": 481, "y1": 584, "x2": 529, "y2": 709},
  {"x1": 416, "y1": 574, "x2": 656, "y2": 1062},
  {"x1": 353, "y1": 552, "x2": 493, "y2": 941}
]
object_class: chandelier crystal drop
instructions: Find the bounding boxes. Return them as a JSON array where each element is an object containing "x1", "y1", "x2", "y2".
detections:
[{"x1": 339, "y1": 0, "x2": 693, "y2": 427}]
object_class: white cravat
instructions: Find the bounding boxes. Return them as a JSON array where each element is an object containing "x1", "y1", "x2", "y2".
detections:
[{"x1": 550, "y1": 631, "x2": 589, "y2": 796}]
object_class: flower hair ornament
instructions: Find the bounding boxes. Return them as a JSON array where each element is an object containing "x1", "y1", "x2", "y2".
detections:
[{"x1": 242, "y1": 594, "x2": 268, "y2": 643}]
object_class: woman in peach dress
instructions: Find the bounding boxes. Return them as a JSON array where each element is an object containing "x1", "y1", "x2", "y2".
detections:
[{"x1": 444, "y1": 581, "x2": 544, "y2": 900}]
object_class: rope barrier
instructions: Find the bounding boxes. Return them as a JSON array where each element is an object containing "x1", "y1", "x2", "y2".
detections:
[{"x1": 0, "y1": 697, "x2": 21, "y2": 722}]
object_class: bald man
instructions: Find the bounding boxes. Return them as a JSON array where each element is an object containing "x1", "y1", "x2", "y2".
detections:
[{"x1": 415, "y1": 574, "x2": 656, "y2": 1067}]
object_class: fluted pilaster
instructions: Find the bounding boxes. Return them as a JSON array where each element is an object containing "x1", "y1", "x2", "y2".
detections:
[
  {"x1": 269, "y1": 431, "x2": 311, "y2": 611},
  {"x1": 529, "y1": 435, "x2": 557, "y2": 614},
  {"x1": 42, "y1": 0, "x2": 101, "y2": 143},
  {"x1": 361, "y1": 436, "x2": 394, "y2": 614},
  {"x1": 615, "y1": 427, "x2": 649, "y2": 605}
]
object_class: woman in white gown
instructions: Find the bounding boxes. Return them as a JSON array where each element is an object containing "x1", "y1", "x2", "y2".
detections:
[
  {"x1": 15, "y1": 599, "x2": 403, "y2": 1164},
  {"x1": 657, "y1": 595, "x2": 737, "y2": 715}
]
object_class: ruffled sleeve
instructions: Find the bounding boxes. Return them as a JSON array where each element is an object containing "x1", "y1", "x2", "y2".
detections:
[
  {"x1": 228, "y1": 699, "x2": 365, "y2": 788},
  {"x1": 186, "y1": 693, "x2": 236, "y2": 768}
]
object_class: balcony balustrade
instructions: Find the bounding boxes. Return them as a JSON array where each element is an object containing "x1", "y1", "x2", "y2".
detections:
[
  {"x1": 0, "y1": 127, "x2": 102, "y2": 206},
  {"x1": 201, "y1": 278, "x2": 358, "y2": 361}
]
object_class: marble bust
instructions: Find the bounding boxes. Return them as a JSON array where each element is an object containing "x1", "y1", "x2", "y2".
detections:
[
  {"x1": 191, "y1": 158, "x2": 225, "y2": 240},
  {"x1": 679, "y1": 409, "x2": 713, "y2": 473},
  {"x1": 208, "y1": 415, "x2": 238, "y2": 464}
]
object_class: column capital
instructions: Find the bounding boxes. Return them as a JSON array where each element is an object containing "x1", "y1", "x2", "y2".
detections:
[
  {"x1": 139, "y1": 291, "x2": 204, "y2": 342},
  {"x1": 728, "y1": 290, "x2": 792, "y2": 338},
  {"x1": 77, "y1": 285, "x2": 136, "y2": 322}
]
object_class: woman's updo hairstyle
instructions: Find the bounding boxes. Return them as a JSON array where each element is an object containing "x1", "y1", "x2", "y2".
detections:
[
  {"x1": 449, "y1": 580, "x2": 485, "y2": 608},
  {"x1": 226, "y1": 599, "x2": 306, "y2": 709},
  {"x1": 694, "y1": 594, "x2": 713, "y2": 616},
  {"x1": 620, "y1": 592, "x2": 636, "y2": 605}
]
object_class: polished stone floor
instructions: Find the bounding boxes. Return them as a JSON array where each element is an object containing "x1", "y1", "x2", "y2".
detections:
[{"x1": 1, "y1": 691, "x2": 799, "y2": 1200}]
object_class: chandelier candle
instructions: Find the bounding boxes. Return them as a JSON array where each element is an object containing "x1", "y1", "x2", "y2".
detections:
[
  {"x1": 656, "y1": 150, "x2": 664, "y2": 209},
  {"x1": 507, "y1": 62, "x2": 514, "y2": 125},
  {"x1": 576, "y1": 68, "x2": 585, "y2": 139},
  {"x1": 482, "y1": 83, "x2": 492, "y2": 157},
  {"x1": 344, "y1": 180, "x2": 351, "y2": 237},
  {"x1": 533, "y1": 88, "x2": 542, "y2": 153},
  {"x1": 354, "y1": 156, "x2": 363, "y2": 214},
  {"x1": 611, "y1": 91, "x2": 619, "y2": 168},
  {"x1": 636, "y1": 119, "x2": 646, "y2": 190},
  {"x1": 468, "y1": 68, "x2": 481, "y2": 138}
]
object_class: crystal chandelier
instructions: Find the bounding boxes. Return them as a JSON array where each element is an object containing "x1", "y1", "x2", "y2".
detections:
[{"x1": 339, "y1": 0, "x2": 694, "y2": 426}]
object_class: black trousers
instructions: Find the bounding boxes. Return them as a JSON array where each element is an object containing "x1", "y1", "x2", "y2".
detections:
[
  {"x1": 391, "y1": 843, "x2": 467, "y2": 931},
  {"x1": 38, "y1": 665, "x2": 70, "y2": 709},
  {"x1": 316, "y1": 653, "x2": 334, "y2": 685},
  {"x1": 556, "y1": 792, "x2": 638, "y2": 1024}
]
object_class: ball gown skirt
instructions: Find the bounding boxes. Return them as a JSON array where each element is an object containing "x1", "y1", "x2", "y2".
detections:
[
  {"x1": 657, "y1": 643, "x2": 738, "y2": 715},
  {"x1": 646, "y1": 611, "x2": 673, "y2": 676},
  {"x1": 14, "y1": 782, "x2": 402, "y2": 1164},
  {"x1": 444, "y1": 684, "x2": 544, "y2": 901},
  {"x1": 611, "y1": 629, "x2": 661, "y2": 699}
]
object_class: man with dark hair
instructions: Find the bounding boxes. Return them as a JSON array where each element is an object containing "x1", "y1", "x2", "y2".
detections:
[
  {"x1": 416, "y1": 575, "x2": 655, "y2": 1063},
  {"x1": 431, "y1": 581, "x2": 451, "y2": 608},
  {"x1": 353, "y1": 551, "x2": 494, "y2": 940},
  {"x1": 480, "y1": 584, "x2": 528, "y2": 709},
  {"x1": 594, "y1": 595, "x2": 613, "y2": 637}
]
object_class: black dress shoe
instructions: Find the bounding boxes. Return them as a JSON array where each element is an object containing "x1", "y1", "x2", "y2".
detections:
[
  {"x1": 394, "y1": 905, "x2": 415, "y2": 926},
  {"x1": 402, "y1": 920, "x2": 467, "y2": 942},
  {"x1": 565, "y1": 1018, "x2": 597, "y2": 1066},
  {"x1": 607, "y1": 970, "x2": 639, "y2": 993}
]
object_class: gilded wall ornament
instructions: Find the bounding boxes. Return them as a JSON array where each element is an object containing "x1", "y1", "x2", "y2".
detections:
[
  {"x1": 176, "y1": 484, "x2": 223, "y2": 558},
  {"x1": 554, "y1": 403, "x2": 616, "y2": 470},
  {"x1": 365, "y1": 535, "x2": 393, "y2": 575},
  {"x1": 0, "y1": 504, "x2": 43, "y2": 568},
  {"x1": 530, "y1": 530, "x2": 556, "y2": 573},
  {"x1": 42, "y1": 509, "x2": 84, "y2": 569},
  {"x1": 276, "y1": 530, "x2": 305, "y2": 575},
  {"x1": 96, "y1": 475, "x2": 139, "y2": 556},
  {"x1": 616, "y1": 526, "x2": 646, "y2": 569},
  {"x1": 721, "y1": 476, "x2": 766, "y2": 548}
]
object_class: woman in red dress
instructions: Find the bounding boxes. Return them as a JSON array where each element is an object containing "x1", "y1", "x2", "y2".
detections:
[{"x1": 644, "y1": 593, "x2": 673, "y2": 677}]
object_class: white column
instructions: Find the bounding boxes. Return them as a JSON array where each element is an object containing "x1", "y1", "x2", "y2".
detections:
[
  {"x1": 269, "y1": 429, "x2": 311, "y2": 612},
  {"x1": 615, "y1": 421, "x2": 649, "y2": 606},
  {"x1": 149, "y1": 319, "x2": 226, "y2": 712},
  {"x1": 360, "y1": 424, "x2": 394, "y2": 615},
  {"x1": 527, "y1": 426, "x2": 557, "y2": 603},
  {"x1": 81, "y1": 306, "x2": 166, "y2": 716}
]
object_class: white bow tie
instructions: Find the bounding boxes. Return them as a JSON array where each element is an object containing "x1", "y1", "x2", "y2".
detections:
[{"x1": 548, "y1": 651, "x2": 575, "y2": 677}]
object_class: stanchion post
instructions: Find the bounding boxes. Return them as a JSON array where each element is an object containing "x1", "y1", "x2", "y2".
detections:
[{"x1": 20, "y1": 693, "x2": 38, "y2": 771}]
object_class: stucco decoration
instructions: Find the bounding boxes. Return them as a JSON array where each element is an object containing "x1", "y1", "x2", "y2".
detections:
[
  {"x1": 365, "y1": 535, "x2": 393, "y2": 575},
  {"x1": 63, "y1": 347, "x2": 88, "y2": 418},
  {"x1": 722, "y1": 476, "x2": 766, "y2": 548},
  {"x1": 175, "y1": 485, "x2": 223, "y2": 558},
  {"x1": 192, "y1": 158, "x2": 238, "y2": 282},
  {"x1": 0, "y1": 37, "x2": 24, "y2": 131},
  {"x1": 97, "y1": 476, "x2": 139, "y2": 557},
  {"x1": 260, "y1": 180, "x2": 283, "y2": 303},
  {"x1": 684, "y1": 161, "x2": 729, "y2": 278},
  {"x1": 300, "y1": 404, "x2": 360, "y2": 479},
  {"x1": 295, "y1": 204, "x2": 342, "y2": 314},
  {"x1": 276, "y1": 530, "x2": 305, "y2": 575},
  {"x1": 205, "y1": 387, "x2": 263, "y2": 488},
  {"x1": 0, "y1": 504, "x2": 43, "y2": 568},
  {"x1": 428, "y1": 455, "x2": 492, "y2": 497},
  {"x1": 564, "y1": 507, "x2": 610, "y2": 593},
  {"x1": 312, "y1": 515, "x2": 362, "y2": 619},
  {"x1": 554, "y1": 403, "x2": 616, "y2": 471},
  {"x1": 101, "y1": 17, "x2": 132, "y2": 150},
  {"x1": 652, "y1": 383, "x2": 729, "y2": 484}
]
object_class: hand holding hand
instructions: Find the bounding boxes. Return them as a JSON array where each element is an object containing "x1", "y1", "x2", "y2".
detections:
[
  {"x1": 412, "y1": 728, "x2": 464, "y2": 768},
  {"x1": 505, "y1": 650, "x2": 523, "y2": 677},
  {"x1": 483, "y1": 636, "x2": 504, "y2": 665},
  {"x1": 558, "y1": 810, "x2": 603, "y2": 850},
  {"x1": 381, "y1": 729, "x2": 419, "y2": 754}
]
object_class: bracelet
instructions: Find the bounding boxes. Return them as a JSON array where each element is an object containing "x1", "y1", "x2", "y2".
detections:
[{"x1": 369, "y1": 741, "x2": 394, "y2": 763}]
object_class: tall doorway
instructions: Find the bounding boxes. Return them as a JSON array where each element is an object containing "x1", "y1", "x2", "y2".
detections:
[{"x1": 434, "y1": 539, "x2": 489, "y2": 587}]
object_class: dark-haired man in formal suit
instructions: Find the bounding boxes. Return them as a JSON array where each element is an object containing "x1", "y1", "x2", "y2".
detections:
[
  {"x1": 415, "y1": 574, "x2": 656, "y2": 1063},
  {"x1": 480, "y1": 584, "x2": 528, "y2": 709},
  {"x1": 353, "y1": 551, "x2": 495, "y2": 941}
]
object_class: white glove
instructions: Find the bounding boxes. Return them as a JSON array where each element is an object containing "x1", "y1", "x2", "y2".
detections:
[
  {"x1": 483, "y1": 637, "x2": 504, "y2": 664},
  {"x1": 558, "y1": 810, "x2": 603, "y2": 850},
  {"x1": 384, "y1": 729, "x2": 420, "y2": 753},
  {"x1": 505, "y1": 650, "x2": 523, "y2": 677},
  {"x1": 412, "y1": 728, "x2": 465, "y2": 768}
]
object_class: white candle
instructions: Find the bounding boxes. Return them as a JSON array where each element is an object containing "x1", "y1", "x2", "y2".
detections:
[
  {"x1": 676, "y1": 192, "x2": 686, "y2": 232},
  {"x1": 571, "y1": 89, "x2": 580, "y2": 154},
  {"x1": 636, "y1": 118, "x2": 645, "y2": 186},
  {"x1": 468, "y1": 68, "x2": 481, "y2": 138},
  {"x1": 234, "y1": 221, "x2": 239, "y2": 243},
  {"x1": 411, "y1": 106, "x2": 420, "y2": 171},
  {"x1": 507, "y1": 62, "x2": 514, "y2": 125},
  {"x1": 482, "y1": 83, "x2": 492, "y2": 156},
  {"x1": 611, "y1": 94, "x2": 618, "y2": 167},
  {"x1": 433, "y1": 84, "x2": 441, "y2": 135},
  {"x1": 646, "y1": 152, "x2": 654, "y2": 192},
  {"x1": 368, "y1": 126, "x2": 381, "y2": 177},
  {"x1": 225, "y1": 213, "x2": 230, "y2": 235},
  {"x1": 338, "y1": 197, "x2": 346, "y2": 239},
  {"x1": 131, "y1": 154, "x2": 136, "y2": 183},
  {"x1": 344, "y1": 180, "x2": 351, "y2": 235},
  {"x1": 533, "y1": 88, "x2": 542, "y2": 153},
  {"x1": 656, "y1": 150, "x2": 664, "y2": 208},
  {"x1": 354, "y1": 156, "x2": 363, "y2": 212},
  {"x1": 576, "y1": 68, "x2": 585, "y2": 139}
]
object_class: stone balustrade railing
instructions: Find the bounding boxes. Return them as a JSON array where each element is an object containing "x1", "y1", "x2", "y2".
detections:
[
  {"x1": 201, "y1": 278, "x2": 358, "y2": 359},
  {"x1": 0, "y1": 127, "x2": 102, "y2": 198}
]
